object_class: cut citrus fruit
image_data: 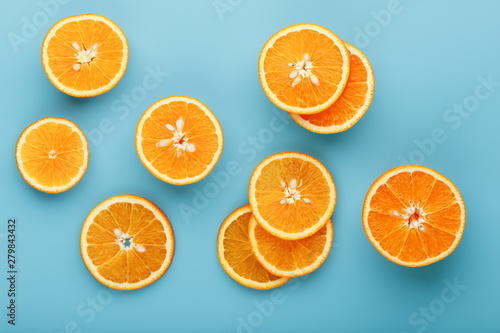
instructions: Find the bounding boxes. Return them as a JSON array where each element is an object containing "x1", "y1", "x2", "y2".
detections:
[
  {"x1": 249, "y1": 152, "x2": 336, "y2": 240},
  {"x1": 248, "y1": 215, "x2": 333, "y2": 277},
  {"x1": 80, "y1": 195, "x2": 175, "y2": 290},
  {"x1": 290, "y1": 42, "x2": 375, "y2": 133},
  {"x1": 258, "y1": 23, "x2": 350, "y2": 115},
  {"x1": 363, "y1": 165, "x2": 466, "y2": 267},
  {"x1": 217, "y1": 205, "x2": 289, "y2": 289},
  {"x1": 136, "y1": 96, "x2": 224, "y2": 185},
  {"x1": 15, "y1": 117, "x2": 89, "y2": 193},
  {"x1": 42, "y1": 14, "x2": 128, "y2": 97}
]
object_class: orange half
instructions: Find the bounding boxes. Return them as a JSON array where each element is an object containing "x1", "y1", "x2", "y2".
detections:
[
  {"x1": 259, "y1": 23, "x2": 350, "y2": 114},
  {"x1": 291, "y1": 42, "x2": 375, "y2": 133},
  {"x1": 15, "y1": 117, "x2": 89, "y2": 193},
  {"x1": 249, "y1": 152, "x2": 336, "y2": 240},
  {"x1": 80, "y1": 195, "x2": 175, "y2": 290},
  {"x1": 135, "y1": 96, "x2": 224, "y2": 185},
  {"x1": 363, "y1": 165, "x2": 466, "y2": 267},
  {"x1": 248, "y1": 215, "x2": 333, "y2": 277},
  {"x1": 217, "y1": 205, "x2": 289, "y2": 289},
  {"x1": 42, "y1": 14, "x2": 129, "y2": 97}
]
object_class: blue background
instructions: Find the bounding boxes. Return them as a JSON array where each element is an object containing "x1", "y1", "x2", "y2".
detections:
[{"x1": 1, "y1": 0, "x2": 499, "y2": 332}]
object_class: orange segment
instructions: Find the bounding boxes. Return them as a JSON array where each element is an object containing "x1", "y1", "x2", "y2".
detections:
[
  {"x1": 42, "y1": 14, "x2": 128, "y2": 97},
  {"x1": 362, "y1": 165, "x2": 466, "y2": 267},
  {"x1": 248, "y1": 215, "x2": 333, "y2": 277},
  {"x1": 15, "y1": 117, "x2": 89, "y2": 193},
  {"x1": 291, "y1": 43, "x2": 375, "y2": 133},
  {"x1": 217, "y1": 205, "x2": 289, "y2": 289},
  {"x1": 135, "y1": 96, "x2": 224, "y2": 185},
  {"x1": 258, "y1": 23, "x2": 350, "y2": 114},
  {"x1": 249, "y1": 152, "x2": 336, "y2": 240},
  {"x1": 80, "y1": 195, "x2": 175, "y2": 290}
]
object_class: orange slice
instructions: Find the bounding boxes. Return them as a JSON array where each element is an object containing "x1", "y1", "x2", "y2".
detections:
[
  {"x1": 80, "y1": 195, "x2": 175, "y2": 290},
  {"x1": 249, "y1": 152, "x2": 336, "y2": 240},
  {"x1": 290, "y1": 42, "x2": 375, "y2": 133},
  {"x1": 135, "y1": 96, "x2": 224, "y2": 185},
  {"x1": 363, "y1": 165, "x2": 466, "y2": 267},
  {"x1": 248, "y1": 215, "x2": 333, "y2": 277},
  {"x1": 42, "y1": 14, "x2": 129, "y2": 97},
  {"x1": 15, "y1": 117, "x2": 89, "y2": 193},
  {"x1": 258, "y1": 23, "x2": 350, "y2": 115},
  {"x1": 217, "y1": 205, "x2": 289, "y2": 289}
]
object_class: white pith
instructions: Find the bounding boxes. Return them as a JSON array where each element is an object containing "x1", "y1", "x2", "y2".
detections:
[
  {"x1": 156, "y1": 117, "x2": 196, "y2": 157},
  {"x1": 279, "y1": 178, "x2": 312, "y2": 204},
  {"x1": 113, "y1": 228, "x2": 146, "y2": 253},
  {"x1": 288, "y1": 53, "x2": 319, "y2": 87}
]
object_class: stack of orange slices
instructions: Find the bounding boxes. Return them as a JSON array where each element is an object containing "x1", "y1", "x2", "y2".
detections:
[
  {"x1": 218, "y1": 152, "x2": 336, "y2": 289},
  {"x1": 259, "y1": 23, "x2": 375, "y2": 133}
]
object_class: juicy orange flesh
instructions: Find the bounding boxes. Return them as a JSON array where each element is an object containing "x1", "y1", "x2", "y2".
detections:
[
  {"x1": 46, "y1": 19, "x2": 124, "y2": 91},
  {"x1": 222, "y1": 212, "x2": 284, "y2": 283},
  {"x1": 367, "y1": 171, "x2": 461, "y2": 263},
  {"x1": 252, "y1": 217, "x2": 329, "y2": 273},
  {"x1": 140, "y1": 101, "x2": 220, "y2": 180},
  {"x1": 254, "y1": 157, "x2": 331, "y2": 234},
  {"x1": 263, "y1": 29, "x2": 346, "y2": 108},
  {"x1": 85, "y1": 202, "x2": 167, "y2": 284},
  {"x1": 20, "y1": 122, "x2": 85, "y2": 187},
  {"x1": 299, "y1": 50, "x2": 369, "y2": 126}
]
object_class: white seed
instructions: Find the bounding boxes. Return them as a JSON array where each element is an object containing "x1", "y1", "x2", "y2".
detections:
[
  {"x1": 418, "y1": 225, "x2": 425, "y2": 231},
  {"x1": 156, "y1": 139, "x2": 170, "y2": 147},
  {"x1": 289, "y1": 70, "x2": 298, "y2": 79},
  {"x1": 166, "y1": 124, "x2": 175, "y2": 131},
  {"x1": 176, "y1": 117, "x2": 184, "y2": 131},
  {"x1": 92, "y1": 43, "x2": 98, "y2": 50},
  {"x1": 303, "y1": 198, "x2": 312, "y2": 203},
  {"x1": 280, "y1": 199, "x2": 286, "y2": 204},
  {"x1": 186, "y1": 143, "x2": 196, "y2": 152},
  {"x1": 136, "y1": 245, "x2": 146, "y2": 253},
  {"x1": 177, "y1": 150, "x2": 182, "y2": 157},
  {"x1": 72, "y1": 42, "x2": 80, "y2": 51},
  {"x1": 73, "y1": 64, "x2": 81, "y2": 71},
  {"x1": 290, "y1": 179, "x2": 297, "y2": 189},
  {"x1": 303, "y1": 53, "x2": 310, "y2": 61},
  {"x1": 288, "y1": 63, "x2": 294, "y2": 67},
  {"x1": 310, "y1": 74, "x2": 320, "y2": 86},
  {"x1": 114, "y1": 228, "x2": 122, "y2": 236},
  {"x1": 292, "y1": 76, "x2": 301, "y2": 87},
  {"x1": 281, "y1": 181, "x2": 286, "y2": 187}
]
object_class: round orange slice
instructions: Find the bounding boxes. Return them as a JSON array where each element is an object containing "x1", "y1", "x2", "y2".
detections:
[
  {"x1": 217, "y1": 205, "x2": 289, "y2": 289},
  {"x1": 42, "y1": 14, "x2": 129, "y2": 97},
  {"x1": 80, "y1": 195, "x2": 175, "y2": 290},
  {"x1": 135, "y1": 96, "x2": 224, "y2": 185},
  {"x1": 363, "y1": 165, "x2": 466, "y2": 267},
  {"x1": 15, "y1": 117, "x2": 89, "y2": 193},
  {"x1": 290, "y1": 42, "x2": 375, "y2": 133},
  {"x1": 248, "y1": 215, "x2": 333, "y2": 277},
  {"x1": 249, "y1": 152, "x2": 336, "y2": 240},
  {"x1": 258, "y1": 23, "x2": 350, "y2": 115}
]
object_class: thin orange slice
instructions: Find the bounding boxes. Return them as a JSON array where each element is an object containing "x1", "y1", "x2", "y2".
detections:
[
  {"x1": 363, "y1": 165, "x2": 466, "y2": 267},
  {"x1": 249, "y1": 152, "x2": 336, "y2": 240},
  {"x1": 258, "y1": 23, "x2": 350, "y2": 115},
  {"x1": 248, "y1": 215, "x2": 333, "y2": 277},
  {"x1": 291, "y1": 42, "x2": 375, "y2": 133},
  {"x1": 217, "y1": 205, "x2": 289, "y2": 289},
  {"x1": 136, "y1": 96, "x2": 224, "y2": 185},
  {"x1": 42, "y1": 14, "x2": 129, "y2": 97},
  {"x1": 15, "y1": 117, "x2": 89, "y2": 193},
  {"x1": 80, "y1": 195, "x2": 175, "y2": 290}
]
